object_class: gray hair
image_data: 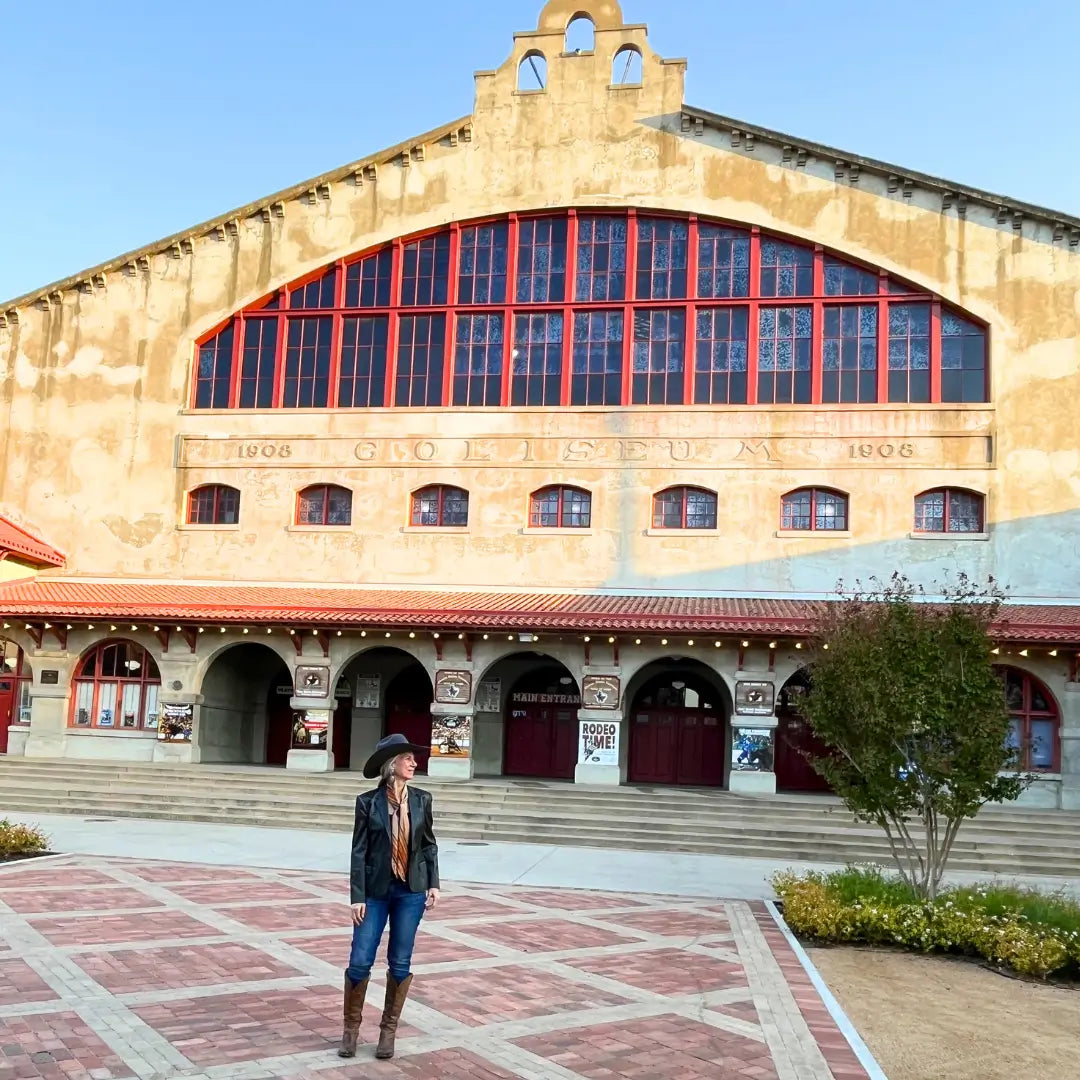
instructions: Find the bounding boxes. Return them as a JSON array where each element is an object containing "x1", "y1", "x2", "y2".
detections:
[{"x1": 380, "y1": 754, "x2": 406, "y2": 784}]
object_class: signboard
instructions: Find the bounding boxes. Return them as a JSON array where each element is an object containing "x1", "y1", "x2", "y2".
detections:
[
  {"x1": 512, "y1": 692, "x2": 580, "y2": 705},
  {"x1": 334, "y1": 677, "x2": 351, "y2": 700},
  {"x1": 434, "y1": 670, "x2": 472, "y2": 705},
  {"x1": 157, "y1": 702, "x2": 194, "y2": 743},
  {"x1": 582, "y1": 675, "x2": 620, "y2": 709},
  {"x1": 291, "y1": 710, "x2": 327, "y2": 749},
  {"x1": 735, "y1": 680, "x2": 775, "y2": 716},
  {"x1": 732, "y1": 727, "x2": 774, "y2": 772},
  {"x1": 431, "y1": 715, "x2": 471, "y2": 758},
  {"x1": 40, "y1": 670, "x2": 59, "y2": 685},
  {"x1": 579, "y1": 720, "x2": 619, "y2": 766},
  {"x1": 475, "y1": 678, "x2": 501, "y2": 712},
  {"x1": 294, "y1": 666, "x2": 331, "y2": 699},
  {"x1": 354, "y1": 675, "x2": 381, "y2": 709}
]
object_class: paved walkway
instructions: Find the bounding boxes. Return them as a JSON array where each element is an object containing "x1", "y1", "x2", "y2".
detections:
[{"x1": 0, "y1": 853, "x2": 878, "y2": 1080}]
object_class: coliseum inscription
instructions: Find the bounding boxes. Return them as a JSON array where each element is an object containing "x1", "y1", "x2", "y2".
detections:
[{"x1": 178, "y1": 435, "x2": 992, "y2": 470}]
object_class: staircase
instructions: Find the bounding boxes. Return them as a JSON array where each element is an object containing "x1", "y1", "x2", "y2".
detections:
[{"x1": 2, "y1": 757, "x2": 1079, "y2": 877}]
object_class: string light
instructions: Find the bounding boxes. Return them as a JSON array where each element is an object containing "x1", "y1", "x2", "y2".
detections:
[
  {"x1": 360, "y1": 630, "x2": 367, "y2": 637},
  {"x1": 482, "y1": 633, "x2": 489, "y2": 640},
  {"x1": 583, "y1": 636, "x2": 591, "y2": 642},
  {"x1": 242, "y1": 628, "x2": 250, "y2": 635},
  {"x1": 409, "y1": 632, "x2": 416, "y2": 639},
  {"x1": 1049, "y1": 649, "x2": 1058, "y2": 657},
  {"x1": 385, "y1": 632, "x2": 392, "y2": 638},
  {"x1": 741, "y1": 640, "x2": 749, "y2": 648},
  {"x1": 608, "y1": 636, "x2": 616, "y2": 644},
  {"x1": 795, "y1": 642, "x2": 803, "y2": 649},
  {"x1": 433, "y1": 633, "x2": 440, "y2": 639},
  {"x1": 267, "y1": 628, "x2": 273, "y2": 634},
  {"x1": 714, "y1": 641, "x2": 722, "y2": 648},
  {"x1": 769, "y1": 641, "x2": 777, "y2": 649},
  {"x1": 635, "y1": 638, "x2": 642, "y2": 645},
  {"x1": 661, "y1": 638, "x2": 668, "y2": 646},
  {"x1": 1019, "y1": 648, "x2": 1029, "y2": 657},
  {"x1": 687, "y1": 639, "x2": 695, "y2": 646},
  {"x1": 220, "y1": 627, "x2": 227, "y2": 633}
]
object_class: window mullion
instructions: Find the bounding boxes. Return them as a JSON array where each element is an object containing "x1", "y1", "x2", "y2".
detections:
[
  {"x1": 442, "y1": 227, "x2": 460, "y2": 406},
  {"x1": 385, "y1": 243, "x2": 403, "y2": 407},
  {"x1": 876, "y1": 271, "x2": 889, "y2": 404},
  {"x1": 228, "y1": 317, "x2": 243, "y2": 408},
  {"x1": 811, "y1": 246, "x2": 824, "y2": 405},
  {"x1": 930, "y1": 299, "x2": 943, "y2": 403},
  {"x1": 561, "y1": 212, "x2": 577, "y2": 406},
  {"x1": 327, "y1": 262, "x2": 345, "y2": 409},
  {"x1": 747, "y1": 228, "x2": 761, "y2": 404},
  {"x1": 621, "y1": 210, "x2": 638, "y2": 406}
]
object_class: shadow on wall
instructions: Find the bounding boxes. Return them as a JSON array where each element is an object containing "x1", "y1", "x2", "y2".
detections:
[{"x1": 600, "y1": 508, "x2": 1080, "y2": 600}]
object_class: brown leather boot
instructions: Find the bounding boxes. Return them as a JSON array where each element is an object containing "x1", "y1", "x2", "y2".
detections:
[
  {"x1": 375, "y1": 973, "x2": 413, "y2": 1059},
  {"x1": 337, "y1": 975, "x2": 368, "y2": 1058}
]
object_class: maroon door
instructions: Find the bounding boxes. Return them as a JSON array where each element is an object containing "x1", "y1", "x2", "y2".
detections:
[
  {"x1": 774, "y1": 709, "x2": 832, "y2": 792},
  {"x1": 265, "y1": 698, "x2": 294, "y2": 766},
  {"x1": 332, "y1": 698, "x2": 352, "y2": 770},
  {"x1": 0, "y1": 677, "x2": 13, "y2": 754},
  {"x1": 387, "y1": 709, "x2": 431, "y2": 773},
  {"x1": 629, "y1": 709, "x2": 725, "y2": 787},
  {"x1": 504, "y1": 705, "x2": 577, "y2": 779}
]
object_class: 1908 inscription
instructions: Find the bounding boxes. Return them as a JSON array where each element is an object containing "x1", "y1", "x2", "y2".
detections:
[{"x1": 177, "y1": 433, "x2": 990, "y2": 471}]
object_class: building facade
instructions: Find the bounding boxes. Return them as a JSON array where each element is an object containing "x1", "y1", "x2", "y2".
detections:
[{"x1": 1, "y1": 1, "x2": 1078, "y2": 804}]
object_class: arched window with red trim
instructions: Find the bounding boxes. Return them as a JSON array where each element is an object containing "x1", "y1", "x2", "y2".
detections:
[
  {"x1": 296, "y1": 485, "x2": 352, "y2": 526},
  {"x1": 781, "y1": 488, "x2": 849, "y2": 532},
  {"x1": 652, "y1": 487, "x2": 717, "y2": 530},
  {"x1": 1, "y1": 641, "x2": 32, "y2": 728},
  {"x1": 187, "y1": 484, "x2": 240, "y2": 525},
  {"x1": 71, "y1": 641, "x2": 161, "y2": 731},
  {"x1": 914, "y1": 488, "x2": 984, "y2": 534},
  {"x1": 1000, "y1": 667, "x2": 1060, "y2": 772},
  {"x1": 530, "y1": 486, "x2": 592, "y2": 528},
  {"x1": 410, "y1": 486, "x2": 469, "y2": 527}
]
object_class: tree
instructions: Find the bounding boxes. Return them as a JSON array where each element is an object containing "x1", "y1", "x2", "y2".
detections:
[{"x1": 799, "y1": 573, "x2": 1030, "y2": 901}]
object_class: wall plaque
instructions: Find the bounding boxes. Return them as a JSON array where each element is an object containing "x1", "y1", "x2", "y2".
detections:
[
  {"x1": 354, "y1": 675, "x2": 381, "y2": 709},
  {"x1": 294, "y1": 666, "x2": 330, "y2": 699},
  {"x1": 434, "y1": 669, "x2": 472, "y2": 704},
  {"x1": 158, "y1": 702, "x2": 194, "y2": 743},
  {"x1": 582, "y1": 674, "x2": 620, "y2": 709},
  {"x1": 40, "y1": 670, "x2": 59, "y2": 685},
  {"x1": 475, "y1": 678, "x2": 501, "y2": 712},
  {"x1": 735, "y1": 680, "x2": 775, "y2": 716}
]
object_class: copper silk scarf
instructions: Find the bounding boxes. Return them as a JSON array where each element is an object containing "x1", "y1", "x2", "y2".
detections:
[{"x1": 386, "y1": 784, "x2": 410, "y2": 883}]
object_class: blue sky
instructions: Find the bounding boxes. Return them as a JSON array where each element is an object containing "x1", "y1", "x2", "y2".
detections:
[{"x1": 2, "y1": 0, "x2": 1077, "y2": 303}]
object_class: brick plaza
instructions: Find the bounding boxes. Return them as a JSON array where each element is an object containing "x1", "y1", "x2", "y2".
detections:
[{"x1": 0, "y1": 855, "x2": 872, "y2": 1079}]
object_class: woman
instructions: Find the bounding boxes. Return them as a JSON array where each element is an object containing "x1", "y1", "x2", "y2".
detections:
[{"x1": 339, "y1": 733, "x2": 440, "y2": 1060}]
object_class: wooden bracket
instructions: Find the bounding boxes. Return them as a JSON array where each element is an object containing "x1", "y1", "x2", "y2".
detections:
[
  {"x1": 462, "y1": 634, "x2": 472, "y2": 662},
  {"x1": 154, "y1": 627, "x2": 171, "y2": 653},
  {"x1": 25, "y1": 624, "x2": 43, "y2": 650},
  {"x1": 434, "y1": 636, "x2": 445, "y2": 662},
  {"x1": 314, "y1": 630, "x2": 330, "y2": 658},
  {"x1": 291, "y1": 632, "x2": 304, "y2": 656},
  {"x1": 179, "y1": 627, "x2": 197, "y2": 653},
  {"x1": 46, "y1": 625, "x2": 68, "y2": 650},
  {"x1": 611, "y1": 638, "x2": 619, "y2": 666},
  {"x1": 584, "y1": 640, "x2": 592, "y2": 666},
  {"x1": 737, "y1": 644, "x2": 746, "y2": 670}
]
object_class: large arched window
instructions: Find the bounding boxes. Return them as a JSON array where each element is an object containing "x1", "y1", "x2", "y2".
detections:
[
  {"x1": 1000, "y1": 667, "x2": 1059, "y2": 772},
  {"x1": 1, "y1": 641, "x2": 32, "y2": 726},
  {"x1": 187, "y1": 484, "x2": 240, "y2": 525},
  {"x1": 914, "y1": 488, "x2": 984, "y2": 534},
  {"x1": 296, "y1": 485, "x2": 352, "y2": 526},
  {"x1": 781, "y1": 488, "x2": 849, "y2": 532},
  {"x1": 71, "y1": 641, "x2": 161, "y2": 731},
  {"x1": 530, "y1": 486, "x2": 592, "y2": 528},
  {"x1": 193, "y1": 212, "x2": 987, "y2": 412},
  {"x1": 652, "y1": 487, "x2": 717, "y2": 530},
  {"x1": 411, "y1": 485, "x2": 469, "y2": 527}
]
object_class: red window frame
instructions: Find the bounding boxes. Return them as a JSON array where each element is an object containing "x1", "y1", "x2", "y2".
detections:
[
  {"x1": 2, "y1": 641, "x2": 32, "y2": 726},
  {"x1": 529, "y1": 486, "x2": 592, "y2": 528},
  {"x1": 913, "y1": 488, "x2": 984, "y2": 533},
  {"x1": 999, "y1": 667, "x2": 1060, "y2": 772},
  {"x1": 780, "y1": 488, "x2": 849, "y2": 532},
  {"x1": 69, "y1": 640, "x2": 161, "y2": 731},
  {"x1": 187, "y1": 485, "x2": 240, "y2": 525},
  {"x1": 410, "y1": 485, "x2": 469, "y2": 527},
  {"x1": 296, "y1": 485, "x2": 353, "y2": 526},
  {"x1": 652, "y1": 486, "x2": 718, "y2": 530},
  {"x1": 191, "y1": 210, "x2": 988, "y2": 411}
]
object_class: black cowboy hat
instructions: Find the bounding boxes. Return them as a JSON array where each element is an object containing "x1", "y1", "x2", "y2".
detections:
[{"x1": 362, "y1": 733, "x2": 428, "y2": 779}]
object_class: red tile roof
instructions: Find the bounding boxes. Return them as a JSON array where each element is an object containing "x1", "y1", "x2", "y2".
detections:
[
  {"x1": 0, "y1": 579, "x2": 1076, "y2": 643},
  {"x1": 0, "y1": 516, "x2": 65, "y2": 568}
]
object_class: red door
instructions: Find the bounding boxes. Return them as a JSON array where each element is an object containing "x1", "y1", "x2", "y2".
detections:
[
  {"x1": 0, "y1": 677, "x2": 13, "y2": 754},
  {"x1": 332, "y1": 698, "x2": 352, "y2": 770},
  {"x1": 629, "y1": 709, "x2": 726, "y2": 787},
  {"x1": 387, "y1": 709, "x2": 431, "y2": 773},
  {"x1": 504, "y1": 705, "x2": 577, "y2": 779},
  {"x1": 265, "y1": 698, "x2": 294, "y2": 766},
  {"x1": 775, "y1": 709, "x2": 832, "y2": 793}
]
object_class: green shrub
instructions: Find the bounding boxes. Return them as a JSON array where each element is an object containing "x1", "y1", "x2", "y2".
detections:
[
  {"x1": 772, "y1": 865, "x2": 1080, "y2": 981},
  {"x1": 0, "y1": 819, "x2": 50, "y2": 857}
]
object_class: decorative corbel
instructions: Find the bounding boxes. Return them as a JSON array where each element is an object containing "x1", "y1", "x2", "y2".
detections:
[
  {"x1": 902, "y1": 178, "x2": 913, "y2": 199},
  {"x1": 179, "y1": 627, "x2": 197, "y2": 653},
  {"x1": 316, "y1": 183, "x2": 331, "y2": 200},
  {"x1": 154, "y1": 627, "x2": 171, "y2": 652},
  {"x1": 291, "y1": 632, "x2": 304, "y2": 656},
  {"x1": 225, "y1": 219, "x2": 239, "y2": 237},
  {"x1": 434, "y1": 636, "x2": 445, "y2": 661},
  {"x1": 25, "y1": 624, "x2": 43, "y2": 650},
  {"x1": 795, "y1": 148, "x2": 807, "y2": 167},
  {"x1": 46, "y1": 624, "x2": 68, "y2": 650},
  {"x1": 314, "y1": 630, "x2": 330, "y2": 658},
  {"x1": 680, "y1": 114, "x2": 692, "y2": 133},
  {"x1": 462, "y1": 633, "x2": 472, "y2": 662},
  {"x1": 271, "y1": 202, "x2": 285, "y2": 219}
]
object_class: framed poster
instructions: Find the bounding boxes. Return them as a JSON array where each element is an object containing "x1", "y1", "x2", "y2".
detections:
[
  {"x1": 582, "y1": 674, "x2": 620, "y2": 709},
  {"x1": 431, "y1": 715, "x2": 471, "y2": 757},
  {"x1": 434, "y1": 669, "x2": 472, "y2": 704},
  {"x1": 475, "y1": 678, "x2": 501, "y2": 712},
  {"x1": 735, "y1": 680, "x2": 775, "y2": 716},
  {"x1": 294, "y1": 666, "x2": 331, "y2": 699},
  {"x1": 354, "y1": 675, "x2": 381, "y2": 709},
  {"x1": 158, "y1": 702, "x2": 194, "y2": 743},
  {"x1": 732, "y1": 727, "x2": 774, "y2": 772},
  {"x1": 579, "y1": 720, "x2": 619, "y2": 766}
]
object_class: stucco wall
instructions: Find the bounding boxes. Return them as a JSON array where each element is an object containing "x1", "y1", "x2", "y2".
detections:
[{"x1": 1, "y1": 0, "x2": 1078, "y2": 603}]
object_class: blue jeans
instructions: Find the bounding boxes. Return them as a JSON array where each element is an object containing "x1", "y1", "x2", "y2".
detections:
[{"x1": 346, "y1": 879, "x2": 426, "y2": 985}]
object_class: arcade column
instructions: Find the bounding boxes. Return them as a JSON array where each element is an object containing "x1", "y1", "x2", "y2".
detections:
[
  {"x1": 574, "y1": 672, "x2": 624, "y2": 786},
  {"x1": 285, "y1": 695, "x2": 334, "y2": 772},
  {"x1": 729, "y1": 677, "x2": 779, "y2": 795}
]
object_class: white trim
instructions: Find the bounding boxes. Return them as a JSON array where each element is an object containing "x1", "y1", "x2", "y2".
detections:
[
  {"x1": 400, "y1": 526, "x2": 470, "y2": 534},
  {"x1": 644, "y1": 527, "x2": 717, "y2": 537},
  {"x1": 764, "y1": 899, "x2": 889, "y2": 1080},
  {"x1": 175, "y1": 524, "x2": 240, "y2": 533},
  {"x1": 909, "y1": 530, "x2": 989, "y2": 541},
  {"x1": 520, "y1": 527, "x2": 594, "y2": 536},
  {"x1": 775, "y1": 530, "x2": 852, "y2": 540}
]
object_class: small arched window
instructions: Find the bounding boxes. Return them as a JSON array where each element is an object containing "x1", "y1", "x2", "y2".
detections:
[
  {"x1": 411, "y1": 485, "x2": 469, "y2": 527},
  {"x1": 518, "y1": 51, "x2": 547, "y2": 91},
  {"x1": 297, "y1": 485, "x2": 352, "y2": 526},
  {"x1": 2, "y1": 641, "x2": 32, "y2": 725},
  {"x1": 612, "y1": 46, "x2": 643, "y2": 86},
  {"x1": 565, "y1": 14, "x2": 595, "y2": 53},
  {"x1": 652, "y1": 487, "x2": 717, "y2": 530},
  {"x1": 530, "y1": 486, "x2": 592, "y2": 528},
  {"x1": 914, "y1": 488, "x2": 984, "y2": 534},
  {"x1": 187, "y1": 484, "x2": 240, "y2": 525},
  {"x1": 1000, "y1": 667, "x2": 1059, "y2": 772},
  {"x1": 71, "y1": 641, "x2": 161, "y2": 731},
  {"x1": 781, "y1": 488, "x2": 848, "y2": 532}
]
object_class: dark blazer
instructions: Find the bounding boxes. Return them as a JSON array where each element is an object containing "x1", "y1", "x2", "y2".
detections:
[{"x1": 349, "y1": 784, "x2": 440, "y2": 904}]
